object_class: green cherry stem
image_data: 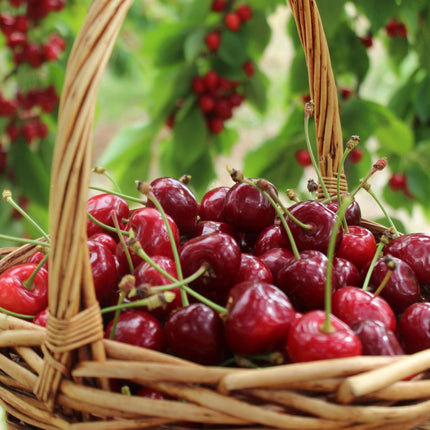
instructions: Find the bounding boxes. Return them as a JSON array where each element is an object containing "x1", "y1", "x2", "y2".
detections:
[
  {"x1": 92, "y1": 167, "x2": 122, "y2": 193},
  {"x1": 22, "y1": 253, "x2": 49, "y2": 290},
  {"x1": 0, "y1": 307, "x2": 35, "y2": 320},
  {"x1": 111, "y1": 212, "x2": 134, "y2": 274},
  {"x1": 349, "y1": 158, "x2": 387, "y2": 198},
  {"x1": 322, "y1": 195, "x2": 352, "y2": 334},
  {"x1": 373, "y1": 258, "x2": 396, "y2": 297},
  {"x1": 87, "y1": 212, "x2": 130, "y2": 237},
  {"x1": 89, "y1": 185, "x2": 144, "y2": 206},
  {"x1": 2, "y1": 190, "x2": 50, "y2": 243},
  {"x1": 0, "y1": 234, "x2": 50, "y2": 247},
  {"x1": 304, "y1": 102, "x2": 329, "y2": 200}
]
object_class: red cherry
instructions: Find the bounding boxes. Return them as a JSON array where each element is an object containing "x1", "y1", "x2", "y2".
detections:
[
  {"x1": 207, "y1": 116, "x2": 224, "y2": 134},
  {"x1": 294, "y1": 149, "x2": 312, "y2": 167},
  {"x1": 333, "y1": 257, "x2": 360, "y2": 288},
  {"x1": 224, "y1": 12, "x2": 242, "y2": 32},
  {"x1": 224, "y1": 281, "x2": 296, "y2": 355},
  {"x1": 198, "y1": 94, "x2": 215, "y2": 113},
  {"x1": 336, "y1": 225, "x2": 376, "y2": 271},
  {"x1": 351, "y1": 320, "x2": 404, "y2": 356},
  {"x1": 105, "y1": 310, "x2": 165, "y2": 351},
  {"x1": 388, "y1": 173, "x2": 407, "y2": 191},
  {"x1": 191, "y1": 76, "x2": 206, "y2": 94},
  {"x1": 325, "y1": 198, "x2": 362, "y2": 226},
  {"x1": 136, "y1": 387, "x2": 172, "y2": 400},
  {"x1": 223, "y1": 181, "x2": 276, "y2": 234},
  {"x1": 0, "y1": 264, "x2": 48, "y2": 315},
  {"x1": 165, "y1": 303, "x2": 226, "y2": 364},
  {"x1": 359, "y1": 33, "x2": 373, "y2": 48},
  {"x1": 88, "y1": 232, "x2": 118, "y2": 254},
  {"x1": 349, "y1": 148, "x2": 363, "y2": 163},
  {"x1": 331, "y1": 286, "x2": 396, "y2": 332},
  {"x1": 283, "y1": 200, "x2": 343, "y2": 254},
  {"x1": 277, "y1": 250, "x2": 339, "y2": 312},
  {"x1": 398, "y1": 302, "x2": 430, "y2": 354},
  {"x1": 213, "y1": 98, "x2": 233, "y2": 119},
  {"x1": 384, "y1": 233, "x2": 430, "y2": 285},
  {"x1": 259, "y1": 247, "x2": 294, "y2": 282},
  {"x1": 236, "y1": 4, "x2": 252, "y2": 22},
  {"x1": 198, "y1": 186, "x2": 229, "y2": 222},
  {"x1": 211, "y1": 0, "x2": 227, "y2": 12},
  {"x1": 340, "y1": 87, "x2": 353, "y2": 100},
  {"x1": 205, "y1": 31, "x2": 221, "y2": 52},
  {"x1": 33, "y1": 308, "x2": 48, "y2": 327},
  {"x1": 287, "y1": 310, "x2": 362, "y2": 363},
  {"x1": 242, "y1": 60, "x2": 254, "y2": 77},
  {"x1": 227, "y1": 92, "x2": 245, "y2": 108},
  {"x1": 203, "y1": 70, "x2": 219, "y2": 91},
  {"x1": 146, "y1": 176, "x2": 199, "y2": 237},
  {"x1": 86, "y1": 193, "x2": 129, "y2": 238},
  {"x1": 180, "y1": 232, "x2": 241, "y2": 297},
  {"x1": 385, "y1": 19, "x2": 399, "y2": 38},
  {"x1": 234, "y1": 253, "x2": 273, "y2": 285},
  {"x1": 193, "y1": 220, "x2": 239, "y2": 244},
  {"x1": 254, "y1": 225, "x2": 290, "y2": 256}
]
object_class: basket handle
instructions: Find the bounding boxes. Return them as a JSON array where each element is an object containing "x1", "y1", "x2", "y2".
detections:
[
  {"x1": 288, "y1": 0, "x2": 347, "y2": 196},
  {"x1": 33, "y1": 0, "x2": 134, "y2": 409}
]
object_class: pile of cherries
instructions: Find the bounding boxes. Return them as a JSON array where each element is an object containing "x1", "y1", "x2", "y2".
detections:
[{"x1": 2, "y1": 164, "x2": 430, "y2": 377}]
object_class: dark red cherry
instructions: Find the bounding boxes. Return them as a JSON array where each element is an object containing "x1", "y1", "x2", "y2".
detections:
[
  {"x1": 287, "y1": 310, "x2": 362, "y2": 363},
  {"x1": 137, "y1": 387, "x2": 173, "y2": 400},
  {"x1": 234, "y1": 253, "x2": 273, "y2": 285},
  {"x1": 146, "y1": 177, "x2": 199, "y2": 237},
  {"x1": 254, "y1": 224, "x2": 290, "y2": 256},
  {"x1": 283, "y1": 201, "x2": 343, "y2": 254},
  {"x1": 365, "y1": 256, "x2": 420, "y2": 314},
  {"x1": 384, "y1": 233, "x2": 430, "y2": 285},
  {"x1": 33, "y1": 308, "x2": 48, "y2": 327},
  {"x1": 277, "y1": 250, "x2": 339, "y2": 312},
  {"x1": 88, "y1": 232, "x2": 118, "y2": 254},
  {"x1": 259, "y1": 247, "x2": 294, "y2": 282},
  {"x1": 336, "y1": 225, "x2": 376, "y2": 271},
  {"x1": 332, "y1": 286, "x2": 396, "y2": 332},
  {"x1": 224, "y1": 281, "x2": 296, "y2": 355},
  {"x1": 333, "y1": 257, "x2": 361, "y2": 288},
  {"x1": 131, "y1": 255, "x2": 182, "y2": 321},
  {"x1": 193, "y1": 220, "x2": 239, "y2": 244},
  {"x1": 28, "y1": 250, "x2": 49, "y2": 269},
  {"x1": 325, "y1": 199, "x2": 361, "y2": 226},
  {"x1": 105, "y1": 310, "x2": 165, "y2": 351},
  {"x1": 116, "y1": 207, "x2": 180, "y2": 273},
  {"x1": 398, "y1": 302, "x2": 430, "y2": 354},
  {"x1": 223, "y1": 182, "x2": 276, "y2": 234},
  {"x1": 0, "y1": 263, "x2": 48, "y2": 315},
  {"x1": 165, "y1": 303, "x2": 225, "y2": 365},
  {"x1": 350, "y1": 320, "x2": 404, "y2": 356},
  {"x1": 87, "y1": 239, "x2": 118, "y2": 304},
  {"x1": 86, "y1": 193, "x2": 129, "y2": 237},
  {"x1": 198, "y1": 186, "x2": 229, "y2": 222},
  {"x1": 180, "y1": 232, "x2": 241, "y2": 296}
]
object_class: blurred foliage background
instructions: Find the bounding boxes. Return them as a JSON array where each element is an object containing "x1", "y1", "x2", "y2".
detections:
[{"x1": 1, "y1": 0, "x2": 430, "y2": 245}]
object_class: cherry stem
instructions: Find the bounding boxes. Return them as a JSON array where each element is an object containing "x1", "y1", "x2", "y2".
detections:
[
  {"x1": 112, "y1": 211, "x2": 134, "y2": 274},
  {"x1": 0, "y1": 234, "x2": 50, "y2": 247},
  {"x1": 181, "y1": 284, "x2": 227, "y2": 315},
  {"x1": 92, "y1": 166, "x2": 122, "y2": 193},
  {"x1": 2, "y1": 190, "x2": 50, "y2": 243},
  {"x1": 373, "y1": 266, "x2": 395, "y2": 297},
  {"x1": 304, "y1": 106, "x2": 329, "y2": 200},
  {"x1": 108, "y1": 289, "x2": 125, "y2": 340},
  {"x1": 241, "y1": 178, "x2": 302, "y2": 260},
  {"x1": 0, "y1": 307, "x2": 35, "y2": 320},
  {"x1": 361, "y1": 240, "x2": 387, "y2": 291},
  {"x1": 86, "y1": 212, "x2": 129, "y2": 237},
  {"x1": 89, "y1": 185, "x2": 144, "y2": 206},
  {"x1": 349, "y1": 158, "x2": 387, "y2": 199},
  {"x1": 364, "y1": 186, "x2": 400, "y2": 238},
  {"x1": 136, "y1": 181, "x2": 188, "y2": 307},
  {"x1": 322, "y1": 195, "x2": 352, "y2": 334},
  {"x1": 22, "y1": 254, "x2": 48, "y2": 291}
]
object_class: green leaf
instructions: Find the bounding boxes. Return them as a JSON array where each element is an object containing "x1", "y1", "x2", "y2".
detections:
[
  {"x1": 414, "y1": 6, "x2": 430, "y2": 74},
  {"x1": 183, "y1": 28, "x2": 206, "y2": 63},
  {"x1": 218, "y1": 31, "x2": 249, "y2": 67},
  {"x1": 353, "y1": 0, "x2": 399, "y2": 33},
  {"x1": 172, "y1": 105, "x2": 208, "y2": 167},
  {"x1": 183, "y1": 0, "x2": 212, "y2": 24},
  {"x1": 415, "y1": 75, "x2": 430, "y2": 123},
  {"x1": 8, "y1": 140, "x2": 50, "y2": 207},
  {"x1": 244, "y1": 10, "x2": 272, "y2": 58},
  {"x1": 210, "y1": 127, "x2": 239, "y2": 156},
  {"x1": 242, "y1": 68, "x2": 269, "y2": 113},
  {"x1": 386, "y1": 35, "x2": 409, "y2": 73},
  {"x1": 316, "y1": 0, "x2": 346, "y2": 39},
  {"x1": 287, "y1": 51, "x2": 310, "y2": 97}
]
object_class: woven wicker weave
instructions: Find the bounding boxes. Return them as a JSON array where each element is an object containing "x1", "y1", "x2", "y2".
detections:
[{"x1": 0, "y1": 0, "x2": 429, "y2": 429}]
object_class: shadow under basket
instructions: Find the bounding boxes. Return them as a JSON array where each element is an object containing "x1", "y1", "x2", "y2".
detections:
[{"x1": 0, "y1": 0, "x2": 430, "y2": 429}]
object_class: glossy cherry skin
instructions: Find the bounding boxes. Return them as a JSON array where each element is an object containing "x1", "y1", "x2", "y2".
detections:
[
  {"x1": 325, "y1": 199, "x2": 361, "y2": 226},
  {"x1": 277, "y1": 250, "x2": 339, "y2": 312},
  {"x1": 223, "y1": 182, "x2": 276, "y2": 234},
  {"x1": 131, "y1": 255, "x2": 182, "y2": 321},
  {"x1": 165, "y1": 303, "x2": 226, "y2": 365},
  {"x1": 180, "y1": 232, "x2": 241, "y2": 296},
  {"x1": 384, "y1": 233, "x2": 430, "y2": 285},
  {"x1": 258, "y1": 248, "x2": 294, "y2": 282},
  {"x1": 116, "y1": 207, "x2": 180, "y2": 273},
  {"x1": 193, "y1": 220, "x2": 239, "y2": 244},
  {"x1": 254, "y1": 225, "x2": 290, "y2": 256},
  {"x1": 333, "y1": 257, "x2": 360, "y2": 288},
  {"x1": 397, "y1": 302, "x2": 430, "y2": 354},
  {"x1": 365, "y1": 256, "x2": 420, "y2": 314},
  {"x1": 350, "y1": 320, "x2": 404, "y2": 356},
  {"x1": 332, "y1": 286, "x2": 396, "y2": 332},
  {"x1": 224, "y1": 281, "x2": 296, "y2": 356},
  {"x1": 86, "y1": 193, "x2": 129, "y2": 237},
  {"x1": 33, "y1": 308, "x2": 48, "y2": 327},
  {"x1": 87, "y1": 240, "x2": 118, "y2": 304},
  {"x1": 336, "y1": 226, "x2": 376, "y2": 271},
  {"x1": 283, "y1": 201, "x2": 343, "y2": 254},
  {"x1": 198, "y1": 186, "x2": 229, "y2": 222},
  {"x1": 105, "y1": 310, "x2": 165, "y2": 351},
  {"x1": 28, "y1": 250, "x2": 49, "y2": 269},
  {"x1": 88, "y1": 232, "x2": 118, "y2": 254},
  {"x1": 0, "y1": 263, "x2": 48, "y2": 315},
  {"x1": 286, "y1": 310, "x2": 362, "y2": 363},
  {"x1": 146, "y1": 177, "x2": 199, "y2": 237},
  {"x1": 235, "y1": 253, "x2": 273, "y2": 284}
]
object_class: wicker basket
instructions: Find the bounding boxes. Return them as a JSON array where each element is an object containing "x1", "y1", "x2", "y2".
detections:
[{"x1": 0, "y1": 0, "x2": 430, "y2": 429}]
